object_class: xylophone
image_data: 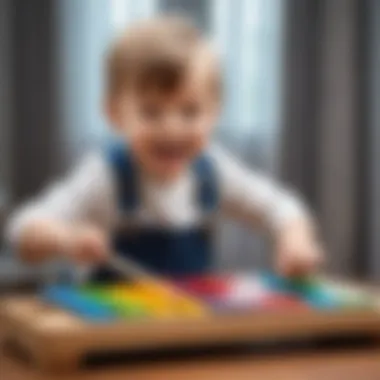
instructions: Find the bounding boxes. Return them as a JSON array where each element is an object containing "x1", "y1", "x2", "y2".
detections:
[
  {"x1": 1, "y1": 272, "x2": 380, "y2": 372},
  {"x1": 40, "y1": 272, "x2": 379, "y2": 321}
]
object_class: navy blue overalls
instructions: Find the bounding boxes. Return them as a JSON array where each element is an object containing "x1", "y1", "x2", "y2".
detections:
[{"x1": 92, "y1": 144, "x2": 219, "y2": 282}]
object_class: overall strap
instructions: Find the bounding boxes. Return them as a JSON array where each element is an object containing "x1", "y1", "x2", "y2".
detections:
[
  {"x1": 107, "y1": 143, "x2": 220, "y2": 217},
  {"x1": 192, "y1": 154, "x2": 220, "y2": 214},
  {"x1": 106, "y1": 143, "x2": 139, "y2": 214}
]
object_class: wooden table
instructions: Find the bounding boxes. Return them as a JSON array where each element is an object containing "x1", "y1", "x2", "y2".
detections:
[{"x1": 1, "y1": 325, "x2": 380, "y2": 380}]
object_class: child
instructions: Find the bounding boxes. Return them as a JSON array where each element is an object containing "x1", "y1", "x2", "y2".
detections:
[{"x1": 6, "y1": 17, "x2": 323, "y2": 281}]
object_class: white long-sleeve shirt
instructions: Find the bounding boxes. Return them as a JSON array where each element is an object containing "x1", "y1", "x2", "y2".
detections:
[{"x1": 6, "y1": 145, "x2": 310, "y2": 247}]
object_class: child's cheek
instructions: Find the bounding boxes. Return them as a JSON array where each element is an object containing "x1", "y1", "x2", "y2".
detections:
[
  {"x1": 126, "y1": 126, "x2": 151, "y2": 156},
  {"x1": 191, "y1": 132, "x2": 208, "y2": 155},
  {"x1": 194, "y1": 117, "x2": 215, "y2": 148},
  {"x1": 119, "y1": 116, "x2": 145, "y2": 142}
]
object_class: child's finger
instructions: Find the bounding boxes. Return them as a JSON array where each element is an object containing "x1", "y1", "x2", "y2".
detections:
[
  {"x1": 69, "y1": 226, "x2": 109, "y2": 264},
  {"x1": 276, "y1": 246, "x2": 322, "y2": 277}
]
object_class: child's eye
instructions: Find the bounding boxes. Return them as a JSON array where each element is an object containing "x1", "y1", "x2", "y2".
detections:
[
  {"x1": 140, "y1": 104, "x2": 162, "y2": 121},
  {"x1": 181, "y1": 103, "x2": 201, "y2": 121}
]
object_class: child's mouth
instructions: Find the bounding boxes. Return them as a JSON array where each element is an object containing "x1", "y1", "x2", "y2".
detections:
[{"x1": 150, "y1": 142, "x2": 190, "y2": 164}]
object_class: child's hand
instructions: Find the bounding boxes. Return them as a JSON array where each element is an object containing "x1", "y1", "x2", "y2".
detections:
[
  {"x1": 67, "y1": 224, "x2": 109, "y2": 264},
  {"x1": 275, "y1": 219, "x2": 324, "y2": 277},
  {"x1": 18, "y1": 219, "x2": 108, "y2": 264}
]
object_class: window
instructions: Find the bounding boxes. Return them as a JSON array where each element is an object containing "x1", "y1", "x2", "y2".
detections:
[{"x1": 58, "y1": 0, "x2": 284, "y2": 167}]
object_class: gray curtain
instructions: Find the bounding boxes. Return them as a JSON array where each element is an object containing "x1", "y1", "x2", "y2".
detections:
[
  {"x1": 368, "y1": 0, "x2": 380, "y2": 280},
  {"x1": 0, "y1": 0, "x2": 61, "y2": 232},
  {"x1": 0, "y1": 0, "x2": 62, "y2": 287},
  {"x1": 281, "y1": 0, "x2": 379, "y2": 279},
  {"x1": 0, "y1": 0, "x2": 11, "y2": 233},
  {"x1": 7, "y1": 0, "x2": 60, "y2": 205}
]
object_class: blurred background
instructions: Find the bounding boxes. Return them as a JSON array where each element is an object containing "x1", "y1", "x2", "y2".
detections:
[{"x1": 0, "y1": 0, "x2": 379, "y2": 288}]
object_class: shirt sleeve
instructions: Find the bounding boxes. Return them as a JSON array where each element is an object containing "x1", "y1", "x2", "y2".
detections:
[
  {"x1": 208, "y1": 144, "x2": 313, "y2": 233},
  {"x1": 5, "y1": 152, "x2": 117, "y2": 248}
]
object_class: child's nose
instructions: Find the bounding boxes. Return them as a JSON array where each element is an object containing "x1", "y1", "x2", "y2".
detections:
[{"x1": 162, "y1": 113, "x2": 183, "y2": 134}]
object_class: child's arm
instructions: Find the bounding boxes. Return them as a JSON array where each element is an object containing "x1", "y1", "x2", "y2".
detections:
[
  {"x1": 5, "y1": 153, "x2": 115, "y2": 264},
  {"x1": 210, "y1": 145, "x2": 323, "y2": 276}
]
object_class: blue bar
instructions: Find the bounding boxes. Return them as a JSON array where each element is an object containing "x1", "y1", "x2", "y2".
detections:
[{"x1": 42, "y1": 285, "x2": 118, "y2": 322}]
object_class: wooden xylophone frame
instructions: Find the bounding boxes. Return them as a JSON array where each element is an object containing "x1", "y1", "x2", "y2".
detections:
[{"x1": 1, "y1": 289, "x2": 380, "y2": 373}]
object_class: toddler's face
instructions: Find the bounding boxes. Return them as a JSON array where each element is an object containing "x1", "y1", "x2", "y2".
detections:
[{"x1": 110, "y1": 69, "x2": 219, "y2": 179}]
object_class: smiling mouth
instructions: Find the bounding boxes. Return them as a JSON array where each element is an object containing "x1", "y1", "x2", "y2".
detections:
[{"x1": 151, "y1": 142, "x2": 190, "y2": 161}]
